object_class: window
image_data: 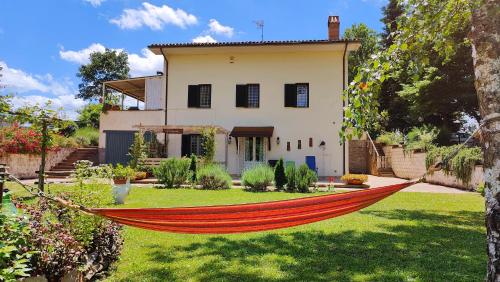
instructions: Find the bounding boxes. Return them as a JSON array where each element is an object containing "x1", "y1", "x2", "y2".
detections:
[
  {"x1": 236, "y1": 84, "x2": 260, "y2": 108},
  {"x1": 181, "y1": 134, "x2": 204, "y2": 156},
  {"x1": 284, "y1": 83, "x2": 309, "y2": 108},
  {"x1": 298, "y1": 140, "x2": 302, "y2": 150},
  {"x1": 188, "y1": 84, "x2": 211, "y2": 108}
]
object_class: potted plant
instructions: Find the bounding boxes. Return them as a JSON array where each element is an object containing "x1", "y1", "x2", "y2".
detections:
[
  {"x1": 340, "y1": 174, "x2": 368, "y2": 185},
  {"x1": 112, "y1": 164, "x2": 135, "y2": 185}
]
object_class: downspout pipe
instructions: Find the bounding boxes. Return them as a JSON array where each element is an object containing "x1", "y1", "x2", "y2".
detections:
[
  {"x1": 342, "y1": 41, "x2": 348, "y2": 175},
  {"x1": 160, "y1": 47, "x2": 169, "y2": 156}
]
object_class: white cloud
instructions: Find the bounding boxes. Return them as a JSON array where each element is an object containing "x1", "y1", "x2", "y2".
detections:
[
  {"x1": 1, "y1": 61, "x2": 85, "y2": 119},
  {"x1": 59, "y1": 43, "x2": 106, "y2": 65},
  {"x1": 110, "y1": 2, "x2": 197, "y2": 30},
  {"x1": 208, "y1": 19, "x2": 234, "y2": 37},
  {"x1": 128, "y1": 48, "x2": 163, "y2": 77},
  {"x1": 192, "y1": 35, "x2": 217, "y2": 43},
  {"x1": 84, "y1": 0, "x2": 105, "y2": 7},
  {"x1": 59, "y1": 43, "x2": 163, "y2": 77}
]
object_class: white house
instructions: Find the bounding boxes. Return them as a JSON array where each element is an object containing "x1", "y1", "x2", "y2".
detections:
[{"x1": 99, "y1": 16, "x2": 360, "y2": 177}]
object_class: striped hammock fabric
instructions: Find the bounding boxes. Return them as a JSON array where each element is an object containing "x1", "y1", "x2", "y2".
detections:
[{"x1": 89, "y1": 182, "x2": 414, "y2": 234}]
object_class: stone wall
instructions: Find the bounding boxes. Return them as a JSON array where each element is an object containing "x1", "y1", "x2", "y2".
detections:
[
  {"x1": 0, "y1": 148, "x2": 75, "y2": 179},
  {"x1": 349, "y1": 140, "x2": 369, "y2": 174},
  {"x1": 388, "y1": 146, "x2": 483, "y2": 190}
]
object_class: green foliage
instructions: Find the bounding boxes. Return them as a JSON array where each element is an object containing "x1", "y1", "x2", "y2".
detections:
[
  {"x1": 376, "y1": 131, "x2": 403, "y2": 145},
  {"x1": 241, "y1": 165, "x2": 274, "y2": 192},
  {"x1": 285, "y1": 164, "x2": 317, "y2": 193},
  {"x1": 295, "y1": 164, "x2": 318, "y2": 193},
  {"x1": 341, "y1": 0, "x2": 480, "y2": 141},
  {"x1": 476, "y1": 182, "x2": 485, "y2": 196},
  {"x1": 0, "y1": 214, "x2": 34, "y2": 281},
  {"x1": 153, "y1": 158, "x2": 191, "y2": 188},
  {"x1": 128, "y1": 132, "x2": 148, "y2": 171},
  {"x1": 196, "y1": 165, "x2": 232, "y2": 190},
  {"x1": 112, "y1": 164, "x2": 135, "y2": 180},
  {"x1": 274, "y1": 158, "x2": 287, "y2": 191},
  {"x1": 73, "y1": 127, "x2": 99, "y2": 146},
  {"x1": 426, "y1": 146, "x2": 482, "y2": 185},
  {"x1": 77, "y1": 49, "x2": 129, "y2": 101},
  {"x1": 201, "y1": 127, "x2": 216, "y2": 163},
  {"x1": 343, "y1": 23, "x2": 380, "y2": 82},
  {"x1": 77, "y1": 103, "x2": 102, "y2": 128},
  {"x1": 405, "y1": 125, "x2": 439, "y2": 152},
  {"x1": 189, "y1": 154, "x2": 197, "y2": 183},
  {"x1": 50, "y1": 133, "x2": 79, "y2": 149}
]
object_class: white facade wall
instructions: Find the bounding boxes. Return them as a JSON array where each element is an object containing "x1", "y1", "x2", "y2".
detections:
[{"x1": 166, "y1": 51, "x2": 347, "y2": 176}]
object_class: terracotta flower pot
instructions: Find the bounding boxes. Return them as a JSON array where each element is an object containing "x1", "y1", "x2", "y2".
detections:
[
  {"x1": 347, "y1": 179, "x2": 364, "y2": 185},
  {"x1": 113, "y1": 177, "x2": 127, "y2": 185}
]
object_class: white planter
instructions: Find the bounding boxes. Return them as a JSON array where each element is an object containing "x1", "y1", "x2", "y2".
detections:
[{"x1": 112, "y1": 180, "x2": 130, "y2": 204}]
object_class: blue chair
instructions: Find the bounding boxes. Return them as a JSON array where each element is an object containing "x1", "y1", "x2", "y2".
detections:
[{"x1": 305, "y1": 156, "x2": 318, "y2": 174}]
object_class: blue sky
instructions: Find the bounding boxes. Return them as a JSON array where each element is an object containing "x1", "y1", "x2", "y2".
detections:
[{"x1": 0, "y1": 0, "x2": 387, "y2": 119}]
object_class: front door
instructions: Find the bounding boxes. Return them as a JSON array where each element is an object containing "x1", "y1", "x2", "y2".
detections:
[{"x1": 244, "y1": 137, "x2": 265, "y2": 170}]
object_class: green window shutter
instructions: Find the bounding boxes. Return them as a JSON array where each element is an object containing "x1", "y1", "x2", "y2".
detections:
[
  {"x1": 284, "y1": 84, "x2": 297, "y2": 107},
  {"x1": 236, "y1": 85, "x2": 248, "y2": 107}
]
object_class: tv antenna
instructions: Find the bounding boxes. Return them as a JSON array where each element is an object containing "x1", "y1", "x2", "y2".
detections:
[{"x1": 254, "y1": 20, "x2": 264, "y2": 41}]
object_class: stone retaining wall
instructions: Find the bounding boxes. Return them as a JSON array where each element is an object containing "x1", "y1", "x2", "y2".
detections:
[
  {"x1": 0, "y1": 148, "x2": 75, "y2": 179},
  {"x1": 387, "y1": 146, "x2": 483, "y2": 190}
]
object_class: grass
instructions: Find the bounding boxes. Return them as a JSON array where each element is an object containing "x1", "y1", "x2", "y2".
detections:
[
  {"x1": 73, "y1": 127, "x2": 99, "y2": 146},
  {"x1": 6, "y1": 183, "x2": 486, "y2": 282}
]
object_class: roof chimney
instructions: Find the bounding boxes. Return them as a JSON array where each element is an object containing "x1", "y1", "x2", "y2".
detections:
[{"x1": 328, "y1": 16, "x2": 340, "y2": 41}]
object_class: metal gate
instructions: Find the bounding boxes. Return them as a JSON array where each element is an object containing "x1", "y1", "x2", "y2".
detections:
[{"x1": 105, "y1": 131, "x2": 135, "y2": 166}]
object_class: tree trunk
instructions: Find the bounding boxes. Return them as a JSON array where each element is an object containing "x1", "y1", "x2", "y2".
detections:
[
  {"x1": 38, "y1": 121, "x2": 48, "y2": 192},
  {"x1": 470, "y1": 0, "x2": 500, "y2": 281}
]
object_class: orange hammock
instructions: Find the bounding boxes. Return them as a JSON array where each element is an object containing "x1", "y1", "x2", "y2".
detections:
[{"x1": 87, "y1": 182, "x2": 415, "y2": 234}]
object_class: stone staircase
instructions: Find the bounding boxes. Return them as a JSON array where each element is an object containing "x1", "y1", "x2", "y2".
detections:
[{"x1": 45, "y1": 147, "x2": 99, "y2": 178}]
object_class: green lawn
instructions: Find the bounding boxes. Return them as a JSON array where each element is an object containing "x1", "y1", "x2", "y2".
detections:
[{"x1": 7, "y1": 184, "x2": 486, "y2": 281}]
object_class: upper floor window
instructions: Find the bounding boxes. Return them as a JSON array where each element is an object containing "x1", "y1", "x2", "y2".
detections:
[
  {"x1": 188, "y1": 84, "x2": 211, "y2": 108},
  {"x1": 284, "y1": 83, "x2": 309, "y2": 108},
  {"x1": 236, "y1": 84, "x2": 260, "y2": 108}
]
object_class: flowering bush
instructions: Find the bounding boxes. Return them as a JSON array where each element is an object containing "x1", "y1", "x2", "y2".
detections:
[{"x1": 0, "y1": 124, "x2": 42, "y2": 154}]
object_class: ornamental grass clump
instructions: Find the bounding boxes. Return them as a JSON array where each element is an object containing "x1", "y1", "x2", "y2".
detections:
[
  {"x1": 153, "y1": 158, "x2": 191, "y2": 188},
  {"x1": 241, "y1": 165, "x2": 274, "y2": 192},
  {"x1": 196, "y1": 165, "x2": 232, "y2": 190}
]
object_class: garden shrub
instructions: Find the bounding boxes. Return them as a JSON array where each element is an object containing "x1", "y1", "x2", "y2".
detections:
[
  {"x1": 405, "y1": 125, "x2": 439, "y2": 152},
  {"x1": 341, "y1": 174, "x2": 368, "y2": 184},
  {"x1": 51, "y1": 134, "x2": 79, "y2": 149},
  {"x1": 241, "y1": 165, "x2": 274, "y2": 191},
  {"x1": 201, "y1": 127, "x2": 216, "y2": 163},
  {"x1": 426, "y1": 145, "x2": 482, "y2": 185},
  {"x1": 285, "y1": 164, "x2": 317, "y2": 192},
  {"x1": 376, "y1": 131, "x2": 403, "y2": 145},
  {"x1": 477, "y1": 182, "x2": 485, "y2": 196},
  {"x1": 197, "y1": 165, "x2": 232, "y2": 190},
  {"x1": 274, "y1": 158, "x2": 287, "y2": 191},
  {"x1": 153, "y1": 158, "x2": 191, "y2": 188},
  {"x1": 0, "y1": 214, "x2": 34, "y2": 281},
  {"x1": 295, "y1": 164, "x2": 318, "y2": 193},
  {"x1": 0, "y1": 124, "x2": 42, "y2": 154},
  {"x1": 73, "y1": 127, "x2": 99, "y2": 146},
  {"x1": 285, "y1": 165, "x2": 297, "y2": 192},
  {"x1": 128, "y1": 132, "x2": 148, "y2": 171},
  {"x1": 189, "y1": 154, "x2": 197, "y2": 183}
]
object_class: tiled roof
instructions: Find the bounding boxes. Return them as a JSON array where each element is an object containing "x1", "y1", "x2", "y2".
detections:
[{"x1": 148, "y1": 39, "x2": 359, "y2": 49}]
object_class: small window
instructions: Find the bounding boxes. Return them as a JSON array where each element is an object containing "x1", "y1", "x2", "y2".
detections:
[
  {"x1": 188, "y1": 84, "x2": 211, "y2": 108},
  {"x1": 309, "y1": 138, "x2": 313, "y2": 147},
  {"x1": 284, "y1": 83, "x2": 309, "y2": 108},
  {"x1": 298, "y1": 140, "x2": 302, "y2": 150},
  {"x1": 287, "y1": 142, "x2": 291, "y2": 151},
  {"x1": 182, "y1": 134, "x2": 204, "y2": 156},
  {"x1": 236, "y1": 84, "x2": 260, "y2": 108}
]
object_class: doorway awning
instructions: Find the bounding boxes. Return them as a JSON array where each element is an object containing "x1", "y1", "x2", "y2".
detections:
[{"x1": 229, "y1": 126, "x2": 274, "y2": 137}]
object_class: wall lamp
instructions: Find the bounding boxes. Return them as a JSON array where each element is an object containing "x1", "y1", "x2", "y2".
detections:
[{"x1": 276, "y1": 137, "x2": 280, "y2": 145}]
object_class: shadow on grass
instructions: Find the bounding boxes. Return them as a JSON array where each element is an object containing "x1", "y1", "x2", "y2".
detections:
[{"x1": 122, "y1": 210, "x2": 486, "y2": 282}]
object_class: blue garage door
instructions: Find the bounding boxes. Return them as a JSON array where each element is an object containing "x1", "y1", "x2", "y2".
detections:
[{"x1": 105, "y1": 131, "x2": 136, "y2": 166}]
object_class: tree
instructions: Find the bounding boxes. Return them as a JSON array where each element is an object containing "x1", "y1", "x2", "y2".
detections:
[
  {"x1": 274, "y1": 158, "x2": 286, "y2": 191},
  {"x1": 341, "y1": 0, "x2": 499, "y2": 279},
  {"x1": 189, "y1": 154, "x2": 197, "y2": 183},
  {"x1": 77, "y1": 49, "x2": 129, "y2": 101},
  {"x1": 77, "y1": 103, "x2": 103, "y2": 128},
  {"x1": 343, "y1": 23, "x2": 379, "y2": 82},
  {"x1": 469, "y1": 0, "x2": 499, "y2": 279},
  {"x1": 128, "y1": 132, "x2": 147, "y2": 171}
]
